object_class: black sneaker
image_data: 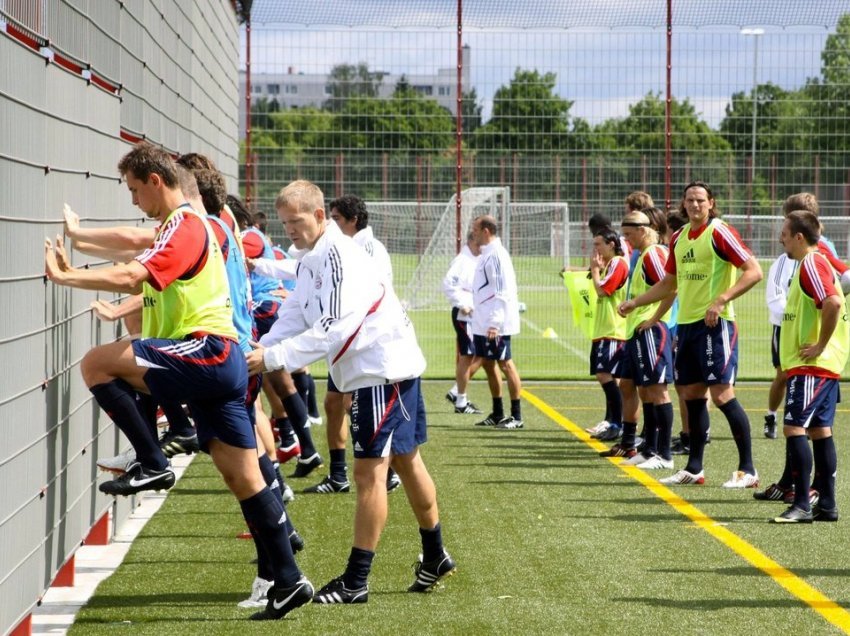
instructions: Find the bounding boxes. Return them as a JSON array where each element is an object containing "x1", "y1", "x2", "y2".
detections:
[
  {"x1": 312, "y1": 576, "x2": 369, "y2": 604},
  {"x1": 386, "y1": 470, "x2": 402, "y2": 492},
  {"x1": 670, "y1": 436, "x2": 690, "y2": 456},
  {"x1": 475, "y1": 413, "x2": 501, "y2": 427},
  {"x1": 495, "y1": 416, "x2": 524, "y2": 430},
  {"x1": 250, "y1": 576, "x2": 314, "y2": 620},
  {"x1": 812, "y1": 505, "x2": 839, "y2": 522},
  {"x1": 445, "y1": 392, "x2": 457, "y2": 405},
  {"x1": 303, "y1": 475, "x2": 350, "y2": 494},
  {"x1": 159, "y1": 430, "x2": 200, "y2": 458},
  {"x1": 753, "y1": 482, "x2": 792, "y2": 501},
  {"x1": 289, "y1": 531, "x2": 305, "y2": 553},
  {"x1": 772, "y1": 505, "x2": 813, "y2": 524},
  {"x1": 408, "y1": 551, "x2": 456, "y2": 592},
  {"x1": 99, "y1": 462, "x2": 175, "y2": 497},
  {"x1": 763, "y1": 414, "x2": 777, "y2": 439},
  {"x1": 454, "y1": 402, "x2": 482, "y2": 415},
  {"x1": 289, "y1": 453, "x2": 324, "y2": 478}
]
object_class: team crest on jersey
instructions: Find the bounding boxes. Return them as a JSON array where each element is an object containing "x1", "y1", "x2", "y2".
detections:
[{"x1": 314, "y1": 273, "x2": 322, "y2": 289}]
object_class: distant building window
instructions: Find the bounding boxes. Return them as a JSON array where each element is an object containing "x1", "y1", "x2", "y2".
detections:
[
  {"x1": 413, "y1": 85, "x2": 433, "y2": 96},
  {"x1": 438, "y1": 86, "x2": 450, "y2": 96},
  {"x1": 285, "y1": 84, "x2": 298, "y2": 94},
  {"x1": 267, "y1": 84, "x2": 280, "y2": 95},
  {"x1": 324, "y1": 84, "x2": 333, "y2": 95},
  {"x1": 252, "y1": 85, "x2": 262, "y2": 94}
]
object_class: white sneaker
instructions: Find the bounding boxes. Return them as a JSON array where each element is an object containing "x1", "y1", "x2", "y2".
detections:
[
  {"x1": 307, "y1": 415, "x2": 323, "y2": 426},
  {"x1": 636, "y1": 454, "x2": 674, "y2": 470},
  {"x1": 585, "y1": 420, "x2": 609, "y2": 435},
  {"x1": 722, "y1": 470, "x2": 759, "y2": 489},
  {"x1": 282, "y1": 482, "x2": 295, "y2": 502},
  {"x1": 622, "y1": 451, "x2": 652, "y2": 466},
  {"x1": 237, "y1": 576, "x2": 273, "y2": 608},
  {"x1": 660, "y1": 469, "x2": 705, "y2": 485},
  {"x1": 96, "y1": 448, "x2": 137, "y2": 474}
]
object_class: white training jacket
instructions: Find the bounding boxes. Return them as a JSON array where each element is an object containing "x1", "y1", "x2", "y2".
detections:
[
  {"x1": 251, "y1": 256, "x2": 298, "y2": 281},
  {"x1": 259, "y1": 222, "x2": 426, "y2": 391},
  {"x1": 442, "y1": 244, "x2": 479, "y2": 322},
  {"x1": 471, "y1": 236, "x2": 520, "y2": 336},
  {"x1": 765, "y1": 253, "x2": 798, "y2": 327},
  {"x1": 353, "y1": 226, "x2": 394, "y2": 287}
]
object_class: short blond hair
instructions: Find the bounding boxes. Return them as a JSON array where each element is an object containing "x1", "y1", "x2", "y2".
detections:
[
  {"x1": 782, "y1": 192, "x2": 819, "y2": 216},
  {"x1": 276, "y1": 179, "x2": 325, "y2": 214}
]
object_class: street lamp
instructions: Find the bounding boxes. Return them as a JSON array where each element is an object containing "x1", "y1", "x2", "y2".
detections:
[{"x1": 741, "y1": 28, "x2": 764, "y2": 190}]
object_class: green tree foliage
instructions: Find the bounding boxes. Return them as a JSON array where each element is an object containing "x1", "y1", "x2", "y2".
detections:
[{"x1": 324, "y1": 62, "x2": 386, "y2": 111}]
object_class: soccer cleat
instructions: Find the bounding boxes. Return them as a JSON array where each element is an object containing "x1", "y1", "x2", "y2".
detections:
[
  {"x1": 276, "y1": 439, "x2": 301, "y2": 464},
  {"x1": 763, "y1": 414, "x2": 777, "y2": 439},
  {"x1": 772, "y1": 505, "x2": 813, "y2": 524},
  {"x1": 454, "y1": 402, "x2": 483, "y2": 415},
  {"x1": 289, "y1": 530, "x2": 305, "y2": 553},
  {"x1": 670, "y1": 437, "x2": 690, "y2": 456},
  {"x1": 289, "y1": 453, "x2": 323, "y2": 478},
  {"x1": 445, "y1": 391, "x2": 457, "y2": 405},
  {"x1": 303, "y1": 475, "x2": 350, "y2": 494},
  {"x1": 99, "y1": 462, "x2": 175, "y2": 496},
  {"x1": 312, "y1": 576, "x2": 369, "y2": 604},
  {"x1": 159, "y1": 431, "x2": 200, "y2": 458},
  {"x1": 96, "y1": 448, "x2": 137, "y2": 475},
  {"x1": 409, "y1": 551, "x2": 456, "y2": 592},
  {"x1": 785, "y1": 488, "x2": 820, "y2": 506},
  {"x1": 595, "y1": 424, "x2": 622, "y2": 441},
  {"x1": 622, "y1": 451, "x2": 653, "y2": 466},
  {"x1": 599, "y1": 444, "x2": 636, "y2": 459},
  {"x1": 635, "y1": 454, "x2": 674, "y2": 470},
  {"x1": 250, "y1": 576, "x2": 314, "y2": 620},
  {"x1": 387, "y1": 470, "x2": 402, "y2": 492},
  {"x1": 282, "y1": 482, "x2": 295, "y2": 502},
  {"x1": 753, "y1": 483, "x2": 792, "y2": 501},
  {"x1": 495, "y1": 416, "x2": 524, "y2": 430},
  {"x1": 475, "y1": 413, "x2": 501, "y2": 427},
  {"x1": 307, "y1": 415, "x2": 324, "y2": 427},
  {"x1": 812, "y1": 504, "x2": 839, "y2": 522},
  {"x1": 722, "y1": 470, "x2": 760, "y2": 489},
  {"x1": 585, "y1": 420, "x2": 610, "y2": 436},
  {"x1": 156, "y1": 407, "x2": 170, "y2": 428},
  {"x1": 660, "y1": 469, "x2": 705, "y2": 485},
  {"x1": 237, "y1": 577, "x2": 273, "y2": 608}
]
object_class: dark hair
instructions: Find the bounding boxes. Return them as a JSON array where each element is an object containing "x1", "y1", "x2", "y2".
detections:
[
  {"x1": 683, "y1": 180, "x2": 720, "y2": 218},
  {"x1": 117, "y1": 142, "x2": 178, "y2": 187},
  {"x1": 475, "y1": 215, "x2": 499, "y2": 236},
  {"x1": 782, "y1": 192, "x2": 819, "y2": 217},
  {"x1": 785, "y1": 210, "x2": 821, "y2": 246},
  {"x1": 175, "y1": 165, "x2": 199, "y2": 199},
  {"x1": 176, "y1": 152, "x2": 217, "y2": 171},
  {"x1": 254, "y1": 211, "x2": 268, "y2": 233},
  {"x1": 192, "y1": 168, "x2": 227, "y2": 217},
  {"x1": 226, "y1": 194, "x2": 253, "y2": 230},
  {"x1": 666, "y1": 209, "x2": 687, "y2": 233},
  {"x1": 329, "y1": 194, "x2": 368, "y2": 231},
  {"x1": 588, "y1": 212, "x2": 612, "y2": 234},
  {"x1": 641, "y1": 206, "x2": 667, "y2": 237},
  {"x1": 594, "y1": 228, "x2": 624, "y2": 256}
]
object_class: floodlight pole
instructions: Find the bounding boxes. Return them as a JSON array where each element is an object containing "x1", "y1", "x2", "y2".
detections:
[
  {"x1": 664, "y1": 0, "x2": 672, "y2": 211},
  {"x1": 245, "y1": 13, "x2": 253, "y2": 210},
  {"x1": 455, "y1": 0, "x2": 463, "y2": 254},
  {"x1": 741, "y1": 28, "x2": 764, "y2": 193}
]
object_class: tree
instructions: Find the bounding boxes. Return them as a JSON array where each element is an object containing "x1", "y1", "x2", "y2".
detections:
[
  {"x1": 719, "y1": 83, "x2": 791, "y2": 154},
  {"x1": 460, "y1": 88, "x2": 483, "y2": 135},
  {"x1": 324, "y1": 62, "x2": 385, "y2": 112}
]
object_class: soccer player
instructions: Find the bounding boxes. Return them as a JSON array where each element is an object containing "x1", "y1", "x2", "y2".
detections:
[
  {"x1": 442, "y1": 231, "x2": 484, "y2": 414},
  {"x1": 44, "y1": 143, "x2": 312, "y2": 620},
  {"x1": 469, "y1": 215, "x2": 524, "y2": 429},
  {"x1": 621, "y1": 181, "x2": 763, "y2": 487},
  {"x1": 248, "y1": 180, "x2": 454, "y2": 603},
  {"x1": 771, "y1": 211, "x2": 849, "y2": 523}
]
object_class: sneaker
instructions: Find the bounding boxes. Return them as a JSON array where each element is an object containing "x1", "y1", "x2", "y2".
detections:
[
  {"x1": 312, "y1": 576, "x2": 369, "y2": 604},
  {"x1": 670, "y1": 437, "x2": 690, "y2": 456},
  {"x1": 237, "y1": 577, "x2": 273, "y2": 608},
  {"x1": 454, "y1": 402, "x2": 483, "y2": 415},
  {"x1": 763, "y1": 414, "x2": 777, "y2": 439},
  {"x1": 96, "y1": 448, "x2": 137, "y2": 475},
  {"x1": 386, "y1": 471, "x2": 402, "y2": 492},
  {"x1": 635, "y1": 454, "x2": 674, "y2": 470},
  {"x1": 772, "y1": 505, "x2": 813, "y2": 524},
  {"x1": 585, "y1": 420, "x2": 609, "y2": 435},
  {"x1": 445, "y1": 391, "x2": 457, "y2": 405},
  {"x1": 475, "y1": 413, "x2": 501, "y2": 427},
  {"x1": 660, "y1": 469, "x2": 705, "y2": 485},
  {"x1": 250, "y1": 576, "x2": 314, "y2": 620},
  {"x1": 409, "y1": 551, "x2": 456, "y2": 592},
  {"x1": 289, "y1": 530, "x2": 305, "y2": 553},
  {"x1": 156, "y1": 407, "x2": 169, "y2": 428},
  {"x1": 622, "y1": 451, "x2": 653, "y2": 466},
  {"x1": 722, "y1": 470, "x2": 760, "y2": 489},
  {"x1": 812, "y1": 504, "x2": 839, "y2": 522},
  {"x1": 307, "y1": 415, "x2": 324, "y2": 426},
  {"x1": 495, "y1": 416, "x2": 524, "y2": 430},
  {"x1": 303, "y1": 475, "x2": 350, "y2": 494},
  {"x1": 785, "y1": 488, "x2": 820, "y2": 507},
  {"x1": 159, "y1": 430, "x2": 200, "y2": 458},
  {"x1": 276, "y1": 439, "x2": 301, "y2": 464},
  {"x1": 595, "y1": 424, "x2": 622, "y2": 441},
  {"x1": 99, "y1": 462, "x2": 175, "y2": 496},
  {"x1": 753, "y1": 483, "x2": 792, "y2": 501},
  {"x1": 282, "y1": 482, "x2": 295, "y2": 502},
  {"x1": 289, "y1": 453, "x2": 323, "y2": 478},
  {"x1": 598, "y1": 444, "x2": 636, "y2": 458}
]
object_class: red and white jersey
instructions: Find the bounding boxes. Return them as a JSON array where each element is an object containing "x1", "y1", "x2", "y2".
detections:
[
  {"x1": 135, "y1": 208, "x2": 207, "y2": 291},
  {"x1": 665, "y1": 220, "x2": 751, "y2": 275}
]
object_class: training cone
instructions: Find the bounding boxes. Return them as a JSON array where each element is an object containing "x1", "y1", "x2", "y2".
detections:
[{"x1": 541, "y1": 327, "x2": 558, "y2": 339}]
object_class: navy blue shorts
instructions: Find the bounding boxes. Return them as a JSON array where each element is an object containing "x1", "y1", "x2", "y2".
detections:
[
  {"x1": 771, "y1": 325, "x2": 781, "y2": 369},
  {"x1": 590, "y1": 338, "x2": 625, "y2": 376},
  {"x1": 473, "y1": 334, "x2": 513, "y2": 361},
  {"x1": 617, "y1": 323, "x2": 673, "y2": 386},
  {"x1": 253, "y1": 299, "x2": 281, "y2": 339},
  {"x1": 349, "y1": 377, "x2": 427, "y2": 458},
  {"x1": 132, "y1": 334, "x2": 255, "y2": 451},
  {"x1": 783, "y1": 374, "x2": 840, "y2": 429},
  {"x1": 451, "y1": 308, "x2": 475, "y2": 357},
  {"x1": 327, "y1": 372, "x2": 342, "y2": 394},
  {"x1": 674, "y1": 319, "x2": 738, "y2": 386}
]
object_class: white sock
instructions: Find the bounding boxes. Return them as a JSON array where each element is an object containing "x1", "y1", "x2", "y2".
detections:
[
  {"x1": 455, "y1": 393, "x2": 468, "y2": 408},
  {"x1": 449, "y1": 384, "x2": 459, "y2": 396},
  {"x1": 767, "y1": 410, "x2": 777, "y2": 417}
]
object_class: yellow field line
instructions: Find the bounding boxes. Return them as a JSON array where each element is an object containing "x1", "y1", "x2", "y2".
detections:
[{"x1": 522, "y1": 388, "x2": 850, "y2": 634}]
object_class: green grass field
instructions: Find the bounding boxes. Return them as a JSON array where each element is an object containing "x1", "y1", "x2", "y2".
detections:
[{"x1": 71, "y1": 381, "x2": 850, "y2": 635}]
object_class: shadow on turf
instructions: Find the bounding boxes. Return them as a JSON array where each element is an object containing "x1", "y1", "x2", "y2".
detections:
[
  {"x1": 656, "y1": 565, "x2": 850, "y2": 578},
  {"x1": 614, "y1": 595, "x2": 850, "y2": 610}
]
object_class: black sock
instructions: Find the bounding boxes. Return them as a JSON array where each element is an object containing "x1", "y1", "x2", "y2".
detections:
[
  {"x1": 718, "y1": 398, "x2": 755, "y2": 474},
  {"x1": 306, "y1": 373, "x2": 320, "y2": 418},
  {"x1": 159, "y1": 400, "x2": 194, "y2": 437},
  {"x1": 510, "y1": 399, "x2": 522, "y2": 420},
  {"x1": 812, "y1": 436, "x2": 837, "y2": 510},
  {"x1": 787, "y1": 434, "x2": 812, "y2": 511},
  {"x1": 621, "y1": 421, "x2": 638, "y2": 449},
  {"x1": 684, "y1": 399, "x2": 709, "y2": 474},
  {"x1": 283, "y1": 392, "x2": 317, "y2": 458},
  {"x1": 273, "y1": 416, "x2": 297, "y2": 445},
  {"x1": 642, "y1": 403, "x2": 658, "y2": 454},
  {"x1": 291, "y1": 371, "x2": 312, "y2": 418},
  {"x1": 343, "y1": 547, "x2": 375, "y2": 590},
  {"x1": 601, "y1": 381, "x2": 622, "y2": 424},
  {"x1": 419, "y1": 522, "x2": 444, "y2": 563},
  {"x1": 246, "y1": 459, "x2": 278, "y2": 582},
  {"x1": 135, "y1": 392, "x2": 158, "y2": 438},
  {"x1": 258, "y1": 454, "x2": 284, "y2": 506},
  {"x1": 492, "y1": 397, "x2": 504, "y2": 419},
  {"x1": 240, "y1": 488, "x2": 301, "y2": 588},
  {"x1": 655, "y1": 402, "x2": 674, "y2": 460},
  {"x1": 90, "y1": 380, "x2": 167, "y2": 470},
  {"x1": 777, "y1": 442, "x2": 793, "y2": 489},
  {"x1": 330, "y1": 448, "x2": 348, "y2": 481},
  {"x1": 680, "y1": 431, "x2": 690, "y2": 446}
]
